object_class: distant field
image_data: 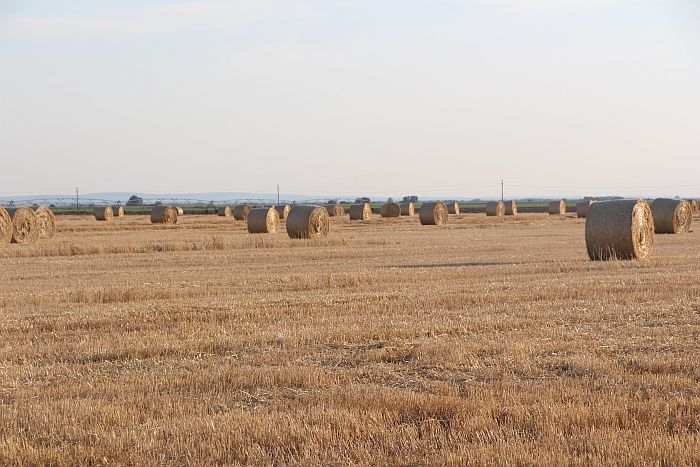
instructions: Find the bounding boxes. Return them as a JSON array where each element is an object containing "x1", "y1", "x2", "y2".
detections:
[{"x1": 1, "y1": 212, "x2": 699, "y2": 464}]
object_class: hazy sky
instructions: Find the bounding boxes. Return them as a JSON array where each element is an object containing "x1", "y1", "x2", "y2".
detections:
[{"x1": 1, "y1": 0, "x2": 699, "y2": 199}]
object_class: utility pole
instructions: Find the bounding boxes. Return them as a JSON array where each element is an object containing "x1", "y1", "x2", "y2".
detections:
[
  {"x1": 501, "y1": 180, "x2": 504, "y2": 203},
  {"x1": 76, "y1": 187, "x2": 79, "y2": 211},
  {"x1": 277, "y1": 184, "x2": 280, "y2": 205}
]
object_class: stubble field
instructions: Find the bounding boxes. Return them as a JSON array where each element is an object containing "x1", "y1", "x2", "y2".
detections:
[{"x1": 1, "y1": 212, "x2": 699, "y2": 465}]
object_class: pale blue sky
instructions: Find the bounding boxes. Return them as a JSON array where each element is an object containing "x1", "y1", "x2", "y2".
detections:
[{"x1": 1, "y1": 0, "x2": 699, "y2": 198}]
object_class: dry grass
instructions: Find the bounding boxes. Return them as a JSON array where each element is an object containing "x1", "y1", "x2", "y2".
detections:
[{"x1": 1, "y1": 213, "x2": 699, "y2": 465}]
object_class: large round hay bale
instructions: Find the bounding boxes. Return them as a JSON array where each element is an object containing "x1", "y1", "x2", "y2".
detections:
[
  {"x1": 651, "y1": 198, "x2": 692, "y2": 234},
  {"x1": 576, "y1": 200, "x2": 593, "y2": 218},
  {"x1": 548, "y1": 200, "x2": 566, "y2": 215},
  {"x1": 447, "y1": 202, "x2": 460, "y2": 215},
  {"x1": 486, "y1": 201, "x2": 505, "y2": 217},
  {"x1": 111, "y1": 206, "x2": 125, "y2": 217},
  {"x1": 247, "y1": 207, "x2": 280, "y2": 234},
  {"x1": 419, "y1": 202, "x2": 448, "y2": 225},
  {"x1": 286, "y1": 205, "x2": 330, "y2": 239},
  {"x1": 34, "y1": 206, "x2": 56, "y2": 240},
  {"x1": 380, "y1": 202, "x2": 401, "y2": 218},
  {"x1": 399, "y1": 202, "x2": 415, "y2": 216},
  {"x1": 503, "y1": 200, "x2": 517, "y2": 216},
  {"x1": 94, "y1": 207, "x2": 113, "y2": 221},
  {"x1": 233, "y1": 204, "x2": 251, "y2": 221},
  {"x1": 349, "y1": 203, "x2": 372, "y2": 221},
  {"x1": 151, "y1": 206, "x2": 178, "y2": 224},
  {"x1": 585, "y1": 199, "x2": 654, "y2": 261},
  {"x1": 218, "y1": 206, "x2": 232, "y2": 217},
  {"x1": 7, "y1": 207, "x2": 39, "y2": 244},
  {"x1": 275, "y1": 204, "x2": 292, "y2": 220},
  {"x1": 325, "y1": 204, "x2": 345, "y2": 217},
  {"x1": 0, "y1": 207, "x2": 12, "y2": 246}
]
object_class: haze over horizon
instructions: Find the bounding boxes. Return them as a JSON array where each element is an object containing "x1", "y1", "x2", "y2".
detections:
[{"x1": 2, "y1": 0, "x2": 699, "y2": 199}]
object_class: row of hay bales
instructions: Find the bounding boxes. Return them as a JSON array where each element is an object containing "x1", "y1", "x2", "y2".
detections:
[
  {"x1": 0, "y1": 206, "x2": 56, "y2": 246},
  {"x1": 95, "y1": 206, "x2": 183, "y2": 224}
]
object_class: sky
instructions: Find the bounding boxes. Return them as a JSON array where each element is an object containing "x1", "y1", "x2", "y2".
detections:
[{"x1": 1, "y1": 0, "x2": 699, "y2": 199}]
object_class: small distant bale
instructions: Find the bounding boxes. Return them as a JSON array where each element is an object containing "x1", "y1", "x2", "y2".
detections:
[
  {"x1": 286, "y1": 205, "x2": 330, "y2": 239},
  {"x1": 112, "y1": 206, "x2": 125, "y2": 217},
  {"x1": 218, "y1": 206, "x2": 232, "y2": 217},
  {"x1": 94, "y1": 207, "x2": 113, "y2": 221},
  {"x1": 176, "y1": 207, "x2": 184, "y2": 216},
  {"x1": 0, "y1": 207, "x2": 12, "y2": 246},
  {"x1": 380, "y1": 202, "x2": 401, "y2": 218},
  {"x1": 7, "y1": 207, "x2": 39, "y2": 244},
  {"x1": 576, "y1": 200, "x2": 593, "y2": 218},
  {"x1": 486, "y1": 201, "x2": 505, "y2": 217},
  {"x1": 399, "y1": 202, "x2": 415, "y2": 216},
  {"x1": 151, "y1": 206, "x2": 178, "y2": 224},
  {"x1": 419, "y1": 202, "x2": 449, "y2": 225},
  {"x1": 247, "y1": 207, "x2": 280, "y2": 234},
  {"x1": 548, "y1": 200, "x2": 566, "y2": 216},
  {"x1": 585, "y1": 199, "x2": 654, "y2": 260},
  {"x1": 446, "y1": 202, "x2": 460, "y2": 215},
  {"x1": 349, "y1": 203, "x2": 372, "y2": 221},
  {"x1": 325, "y1": 204, "x2": 345, "y2": 217},
  {"x1": 275, "y1": 204, "x2": 292, "y2": 220},
  {"x1": 34, "y1": 206, "x2": 56, "y2": 240},
  {"x1": 651, "y1": 198, "x2": 692, "y2": 234},
  {"x1": 233, "y1": 204, "x2": 251, "y2": 221},
  {"x1": 504, "y1": 200, "x2": 517, "y2": 216},
  {"x1": 690, "y1": 200, "x2": 699, "y2": 213}
]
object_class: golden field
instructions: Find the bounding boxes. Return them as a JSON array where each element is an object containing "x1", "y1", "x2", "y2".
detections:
[{"x1": 1, "y1": 212, "x2": 699, "y2": 465}]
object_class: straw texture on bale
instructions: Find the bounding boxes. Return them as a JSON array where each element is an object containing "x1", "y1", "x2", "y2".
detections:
[
  {"x1": 399, "y1": 202, "x2": 415, "y2": 216},
  {"x1": 0, "y1": 207, "x2": 12, "y2": 246},
  {"x1": 651, "y1": 198, "x2": 692, "y2": 234},
  {"x1": 447, "y1": 202, "x2": 460, "y2": 215},
  {"x1": 233, "y1": 204, "x2": 251, "y2": 221},
  {"x1": 585, "y1": 199, "x2": 654, "y2": 261},
  {"x1": 286, "y1": 205, "x2": 330, "y2": 239},
  {"x1": 380, "y1": 202, "x2": 401, "y2": 218},
  {"x1": 504, "y1": 200, "x2": 517, "y2": 216},
  {"x1": 325, "y1": 204, "x2": 345, "y2": 217},
  {"x1": 176, "y1": 207, "x2": 184, "y2": 216},
  {"x1": 486, "y1": 201, "x2": 505, "y2": 217},
  {"x1": 691, "y1": 200, "x2": 699, "y2": 213},
  {"x1": 275, "y1": 204, "x2": 292, "y2": 220},
  {"x1": 34, "y1": 206, "x2": 56, "y2": 240},
  {"x1": 112, "y1": 206, "x2": 125, "y2": 217},
  {"x1": 247, "y1": 207, "x2": 280, "y2": 234},
  {"x1": 548, "y1": 200, "x2": 566, "y2": 215},
  {"x1": 349, "y1": 203, "x2": 372, "y2": 221},
  {"x1": 419, "y1": 202, "x2": 449, "y2": 225},
  {"x1": 150, "y1": 206, "x2": 178, "y2": 224},
  {"x1": 576, "y1": 200, "x2": 593, "y2": 218},
  {"x1": 217, "y1": 206, "x2": 232, "y2": 217},
  {"x1": 7, "y1": 207, "x2": 39, "y2": 244},
  {"x1": 94, "y1": 207, "x2": 113, "y2": 221}
]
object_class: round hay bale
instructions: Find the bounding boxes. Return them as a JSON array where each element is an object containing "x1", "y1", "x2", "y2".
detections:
[
  {"x1": 176, "y1": 207, "x2": 185, "y2": 216},
  {"x1": 218, "y1": 206, "x2": 232, "y2": 217},
  {"x1": 94, "y1": 207, "x2": 113, "y2": 221},
  {"x1": 399, "y1": 202, "x2": 415, "y2": 216},
  {"x1": 34, "y1": 206, "x2": 56, "y2": 240},
  {"x1": 447, "y1": 202, "x2": 460, "y2": 215},
  {"x1": 651, "y1": 198, "x2": 692, "y2": 234},
  {"x1": 151, "y1": 206, "x2": 178, "y2": 224},
  {"x1": 233, "y1": 204, "x2": 251, "y2": 221},
  {"x1": 486, "y1": 201, "x2": 505, "y2": 217},
  {"x1": 548, "y1": 200, "x2": 566, "y2": 216},
  {"x1": 275, "y1": 204, "x2": 292, "y2": 220},
  {"x1": 0, "y1": 207, "x2": 12, "y2": 246},
  {"x1": 585, "y1": 199, "x2": 654, "y2": 261},
  {"x1": 286, "y1": 205, "x2": 330, "y2": 239},
  {"x1": 380, "y1": 202, "x2": 401, "y2": 218},
  {"x1": 419, "y1": 202, "x2": 448, "y2": 225},
  {"x1": 690, "y1": 200, "x2": 699, "y2": 213},
  {"x1": 325, "y1": 204, "x2": 345, "y2": 217},
  {"x1": 576, "y1": 200, "x2": 593, "y2": 218},
  {"x1": 247, "y1": 207, "x2": 280, "y2": 234},
  {"x1": 504, "y1": 200, "x2": 517, "y2": 216},
  {"x1": 7, "y1": 207, "x2": 39, "y2": 244},
  {"x1": 111, "y1": 206, "x2": 125, "y2": 217},
  {"x1": 349, "y1": 203, "x2": 372, "y2": 221}
]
